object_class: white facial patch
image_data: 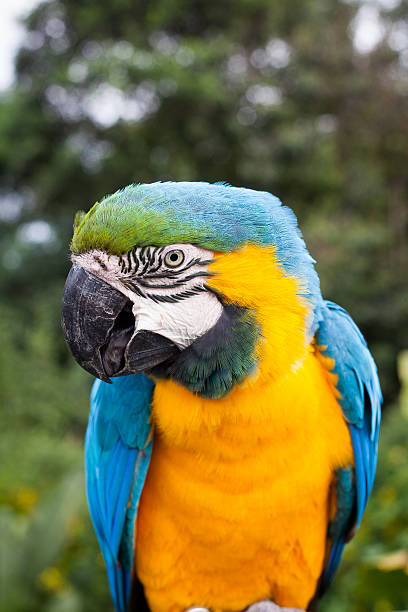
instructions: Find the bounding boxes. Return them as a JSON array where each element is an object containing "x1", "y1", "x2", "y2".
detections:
[
  {"x1": 72, "y1": 244, "x2": 223, "y2": 349},
  {"x1": 131, "y1": 290, "x2": 222, "y2": 349}
]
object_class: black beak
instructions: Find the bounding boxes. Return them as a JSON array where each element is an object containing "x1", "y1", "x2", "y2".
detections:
[{"x1": 61, "y1": 264, "x2": 179, "y2": 382}]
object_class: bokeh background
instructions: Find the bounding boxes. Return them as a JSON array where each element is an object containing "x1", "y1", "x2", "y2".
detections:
[{"x1": 0, "y1": 0, "x2": 407, "y2": 610}]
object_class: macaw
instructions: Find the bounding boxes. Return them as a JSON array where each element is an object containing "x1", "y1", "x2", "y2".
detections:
[{"x1": 61, "y1": 182, "x2": 381, "y2": 612}]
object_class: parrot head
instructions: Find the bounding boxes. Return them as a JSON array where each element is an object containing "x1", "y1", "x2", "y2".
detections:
[{"x1": 62, "y1": 182, "x2": 322, "y2": 398}]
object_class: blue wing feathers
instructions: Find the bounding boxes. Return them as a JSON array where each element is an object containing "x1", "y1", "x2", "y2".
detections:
[
  {"x1": 120, "y1": 445, "x2": 153, "y2": 571},
  {"x1": 316, "y1": 300, "x2": 381, "y2": 590},
  {"x1": 85, "y1": 374, "x2": 154, "y2": 612},
  {"x1": 323, "y1": 466, "x2": 355, "y2": 588}
]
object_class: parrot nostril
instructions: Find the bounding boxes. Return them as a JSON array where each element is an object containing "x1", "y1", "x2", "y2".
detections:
[{"x1": 101, "y1": 301, "x2": 135, "y2": 376}]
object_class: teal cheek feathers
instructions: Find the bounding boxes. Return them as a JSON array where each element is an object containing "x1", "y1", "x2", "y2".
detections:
[{"x1": 153, "y1": 304, "x2": 260, "y2": 400}]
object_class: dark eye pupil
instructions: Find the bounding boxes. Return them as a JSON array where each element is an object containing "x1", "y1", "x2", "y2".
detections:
[{"x1": 165, "y1": 249, "x2": 184, "y2": 267}]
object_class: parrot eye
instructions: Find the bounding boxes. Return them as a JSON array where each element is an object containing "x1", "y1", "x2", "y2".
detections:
[{"x1": 164, "y1": 249, "x2": 185, "y2": 268}]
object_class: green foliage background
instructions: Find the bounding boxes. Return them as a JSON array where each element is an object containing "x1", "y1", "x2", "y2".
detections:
[{"x1": 0, "y1": 0, "x2": 407, "y2": 610}]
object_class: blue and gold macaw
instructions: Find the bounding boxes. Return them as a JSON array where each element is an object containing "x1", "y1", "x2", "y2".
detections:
[{"x1": 61, "y1": 182, "x2": 381, "y2": 612}]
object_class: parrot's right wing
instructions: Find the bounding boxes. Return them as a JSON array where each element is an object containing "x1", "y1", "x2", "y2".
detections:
[{"x1": 85, "y1": 374, "x2": 154, "y2": 612}]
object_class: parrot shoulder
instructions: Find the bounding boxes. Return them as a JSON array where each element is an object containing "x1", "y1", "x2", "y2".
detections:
[{"x1": 85, "y1": 373, "x2": 154, "y2": 612}]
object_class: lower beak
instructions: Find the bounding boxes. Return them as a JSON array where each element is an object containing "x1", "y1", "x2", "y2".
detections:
[{"x1": 61, "y1": 264, "x2": 179, "y2": 382}]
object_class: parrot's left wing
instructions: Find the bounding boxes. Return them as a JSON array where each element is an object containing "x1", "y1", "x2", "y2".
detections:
[
  {"x1": 85, "y1": 374, "x2": 154, "y2": 612},
  {"x1": 315, "y1": 300, "x2": 381, "y2": 591}
]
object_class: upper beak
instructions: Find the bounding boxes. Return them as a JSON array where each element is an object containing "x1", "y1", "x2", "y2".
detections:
[{"x1": 61, "y1": 264, "x2": 179, "y2": 382}]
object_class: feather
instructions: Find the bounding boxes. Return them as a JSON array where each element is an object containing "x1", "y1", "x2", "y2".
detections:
[
  {"x1": 85, "y1": 374, "x2": 154, "y2": 612},
  {"x1": 316, "y1": 300, "x2": 381, "y2": 591}
]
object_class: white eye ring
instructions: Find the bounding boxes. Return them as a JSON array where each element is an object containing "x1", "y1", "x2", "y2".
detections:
[{"x1": 164, "y1": 249, "x2": 185, "y2": 268}]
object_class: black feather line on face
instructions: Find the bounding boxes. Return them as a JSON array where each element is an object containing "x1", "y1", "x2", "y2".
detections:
[
  {"x1": 130, "y1": 247, "x2": 139, "y2": 272},
  {"x1": 139, "y1": 246, "x2": 147, "y2": 264},
  {"x1": 147, "y1": 247, "x2": 156, "y2": 266},
  {"x1": 182, "y1": 271, "x2": 213, "y2": 282},
  {"x1": 136, "y1": 280, "x2": 185, "y2": 289},
  {"x1": 148, "y1": 248, "x2": 164, "y2": 274},
  {"x1": 136, "y1": 272, "x2": 212, "y2": 290},
  {"x1": 126, "y1": 251, "x2": 132, "y2": 273},
  {"x1": 148, "y1": 285, "x2": 207, "y2": 303},
  {"x1": 120, "y1": 276, "x2": 207, "y2": 303},
  {"x1": 139, "y1": 259, "x2": 150, "y2": 276},
  {"x1": 122, "y1": 279, "x2": 146, "y2": 298}
]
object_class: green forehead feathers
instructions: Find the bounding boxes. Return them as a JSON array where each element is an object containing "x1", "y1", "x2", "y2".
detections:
[{"x1": 71, "y1": 185, "x2": 216, "y2": 255}]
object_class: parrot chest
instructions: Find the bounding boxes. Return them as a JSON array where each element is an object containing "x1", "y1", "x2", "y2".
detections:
[{"x1": 135, "y1": 353, "x2": 353, "y2": 612}]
